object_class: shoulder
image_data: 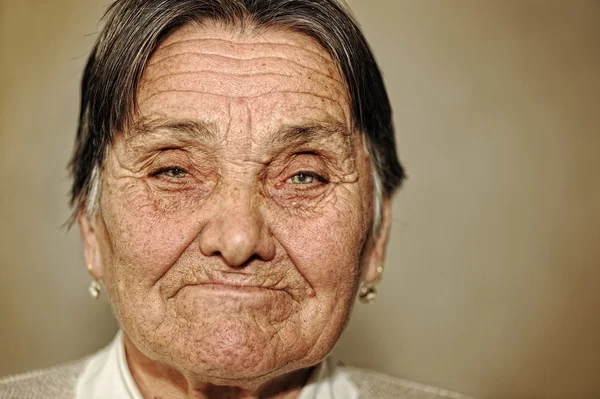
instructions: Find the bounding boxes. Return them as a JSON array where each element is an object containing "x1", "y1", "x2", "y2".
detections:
[
  {"x1": 0, "y1": 358, "x2": 88, "y2": 399},
  {"x1": 345, "y1": 366, "x2": 474, "y2": 399}
]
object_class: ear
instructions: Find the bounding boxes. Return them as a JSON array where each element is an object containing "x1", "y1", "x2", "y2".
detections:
[
  {"x1": 77, "y1": 207, "x2": 104, "y2": 279},
  {"x1": 363, "y1": 196, "x2": 392, "y2": 283}
]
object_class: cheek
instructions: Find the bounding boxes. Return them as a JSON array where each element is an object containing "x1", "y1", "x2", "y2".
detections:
[
  {"x1": 271, "y1": 192, "x2": 368, "y2": 298},
  {"x1": 100, "y1": 179, "x2": 201, "y2": 288}
]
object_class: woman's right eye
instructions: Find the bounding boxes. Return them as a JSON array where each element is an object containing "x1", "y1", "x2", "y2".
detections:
[{"x1": 152, "y1": 167, "x2": 189, "y2": 179}]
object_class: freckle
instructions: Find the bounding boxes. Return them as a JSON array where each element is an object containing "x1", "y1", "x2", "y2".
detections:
[{"x1": 306, "y1": 288, "x2": 315, "y2": 298}]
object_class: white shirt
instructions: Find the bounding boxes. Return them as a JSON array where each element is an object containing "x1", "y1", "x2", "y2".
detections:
[{"x1": 75, "y1": 331, "x2": 359, "y2": 399}]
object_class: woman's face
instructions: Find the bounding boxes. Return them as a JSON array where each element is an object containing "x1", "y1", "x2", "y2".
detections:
[{"x1": 80, "y1": 23, "x2": 388, "y2": 385}]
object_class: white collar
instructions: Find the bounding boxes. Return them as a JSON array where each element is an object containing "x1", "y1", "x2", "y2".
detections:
[
  {"x1": 76, "y1": 331, "x2": 143, "y2": 399},
  {"x1": 76, "y1": 331, "x2": 358, "y2": 399}
]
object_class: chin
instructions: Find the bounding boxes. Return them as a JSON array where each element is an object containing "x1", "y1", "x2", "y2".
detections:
[{"x1": 152, "y1": 317, "x2": 312, "y2": 384}]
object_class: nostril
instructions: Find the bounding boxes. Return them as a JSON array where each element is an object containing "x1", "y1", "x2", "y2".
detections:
[
  {"x1": 229, "y1": 254, "x2": 261, "y2": 269},
  {"x1": 245, "y1": 254, "x2": 264, "y2": 265}
]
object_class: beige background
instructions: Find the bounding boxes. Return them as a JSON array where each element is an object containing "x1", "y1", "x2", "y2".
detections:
[{"x1": 1, "y1": 1, "x2": 599, "y2": 398}]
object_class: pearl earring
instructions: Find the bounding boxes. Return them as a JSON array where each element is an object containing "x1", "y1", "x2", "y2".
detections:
[
  {"x1": 88, "y1": 279, "x2": 101, "y2": 299},
  {"x1": 359, "y1": 265, "x2": 384, "y2": 304},
  {"x1": 358, "y1": 283, "x2": 377, "y2": 304},
  {"x1": 87, "y1": 264, "x2": 101, "y2": 300}
]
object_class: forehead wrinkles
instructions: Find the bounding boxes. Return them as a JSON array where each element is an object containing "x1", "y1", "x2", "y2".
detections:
[
  {"x1": 137, "y1": 28, "x2": 350, "y2": 109},
  {"x1": 144, "y1": 51, "x2": 345, "y2": 94},
  {"x1": 157, "y1": 23, "x2": 335, "y2": 68},
  {"x1": 131, "y1": 26, "x2": 355, "y2": 153},
  {"x1": 149, "y1": 38, "x2": 338, "y2": 78},
  {"x1": 137, "y1": 72, "x2": 348, "y2": 107}
]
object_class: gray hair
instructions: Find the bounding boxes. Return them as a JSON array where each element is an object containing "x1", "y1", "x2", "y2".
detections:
[{"x1": 69, "y1": 0, "x2": 405, "y2": 235}]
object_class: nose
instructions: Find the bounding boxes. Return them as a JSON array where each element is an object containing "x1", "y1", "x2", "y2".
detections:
[{"x1": 198, "y1": 185, "x2": 276, "y2": 267}]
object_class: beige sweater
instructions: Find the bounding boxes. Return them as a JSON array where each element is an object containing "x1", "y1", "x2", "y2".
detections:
[{"x1": 0, "y1": 360, "x2": 471, "y2": 399}]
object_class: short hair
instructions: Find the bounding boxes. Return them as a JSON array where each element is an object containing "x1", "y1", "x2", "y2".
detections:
[{"x1": 68, "y1": 0, "x2": 405, "y2": 231}]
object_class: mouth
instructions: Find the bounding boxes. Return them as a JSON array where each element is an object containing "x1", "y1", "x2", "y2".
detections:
[
  {"x1": 196, "y1": 283, "x2": 278, "y2": 293},
  {"x1": 174, "y1": 281, "x2": 285, "y2": 299},
  {"x1": 171, "y1": 283, "x2": 288, "y2": 306},
  {"x1": 166, "y1": 272, "x2": 304, "y2": 301}
]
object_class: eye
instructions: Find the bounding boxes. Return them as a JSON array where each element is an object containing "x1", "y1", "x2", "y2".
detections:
[
  {"x1": 155, "y1": 167, "x2": 188, "y2": 178},
  {"x1": 287, "y1": 172, "x2": 316, "y2": 185}
]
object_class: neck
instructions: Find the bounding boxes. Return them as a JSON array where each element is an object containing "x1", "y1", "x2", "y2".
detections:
[{"x1": 123, "y1": 334, "x2": 314, "y2": 399}]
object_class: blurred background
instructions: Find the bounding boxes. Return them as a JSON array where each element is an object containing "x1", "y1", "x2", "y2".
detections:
[{"x1": 1, "y1": 1, "x2": 599, "y2": 398}]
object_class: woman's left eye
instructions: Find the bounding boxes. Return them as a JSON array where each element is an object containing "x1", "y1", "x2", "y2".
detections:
[
  {"x1": 160, "y1": 167, "x2": 188, "y2": 178},
  {"x1": 287, "y1": 172, "x2": 316, "y2": 185}
]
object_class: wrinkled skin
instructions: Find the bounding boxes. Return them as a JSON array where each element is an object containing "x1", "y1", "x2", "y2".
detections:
[{"x1": 79, "y1": 22, "x2": 391, "y2": 399}]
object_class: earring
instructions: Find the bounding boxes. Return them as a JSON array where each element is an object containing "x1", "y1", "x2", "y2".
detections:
[
  {"x1": 359, "y1": 264, "x2": 383, "y2": 304},
  {"x1": 87, "y1": 264, "x2": 101, "y2": 300},
  {"x1": 88, "y1": 279, "x2": 101, "y2": 299},
  {"x1": 359, "y1": 283, "x2": 377, "y2": 304}
]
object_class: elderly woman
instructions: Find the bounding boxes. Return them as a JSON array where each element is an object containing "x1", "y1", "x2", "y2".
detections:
[{"x1": 1, "y1": 1, "x2": 470, "y2": 398}]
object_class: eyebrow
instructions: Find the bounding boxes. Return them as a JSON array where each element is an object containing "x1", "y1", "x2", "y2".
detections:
[
  {"x1": 272, "y1": 120, "x2": 351, "y2": 148},
  {"x1": 126, "y1": 117, "x2": 216, "y2": 143},
  {"x1": 126, "y1": 116, "x2": 350, "y2": 150}
]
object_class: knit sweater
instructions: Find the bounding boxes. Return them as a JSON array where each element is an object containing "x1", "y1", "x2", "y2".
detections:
[{"x1": 0, "y1": 360, "x2": 472, "y2": 399}]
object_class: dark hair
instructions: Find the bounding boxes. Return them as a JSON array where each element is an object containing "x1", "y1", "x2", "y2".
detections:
[{"x1": 68, "y1": 0, "x2": 405, "y2": 224}]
